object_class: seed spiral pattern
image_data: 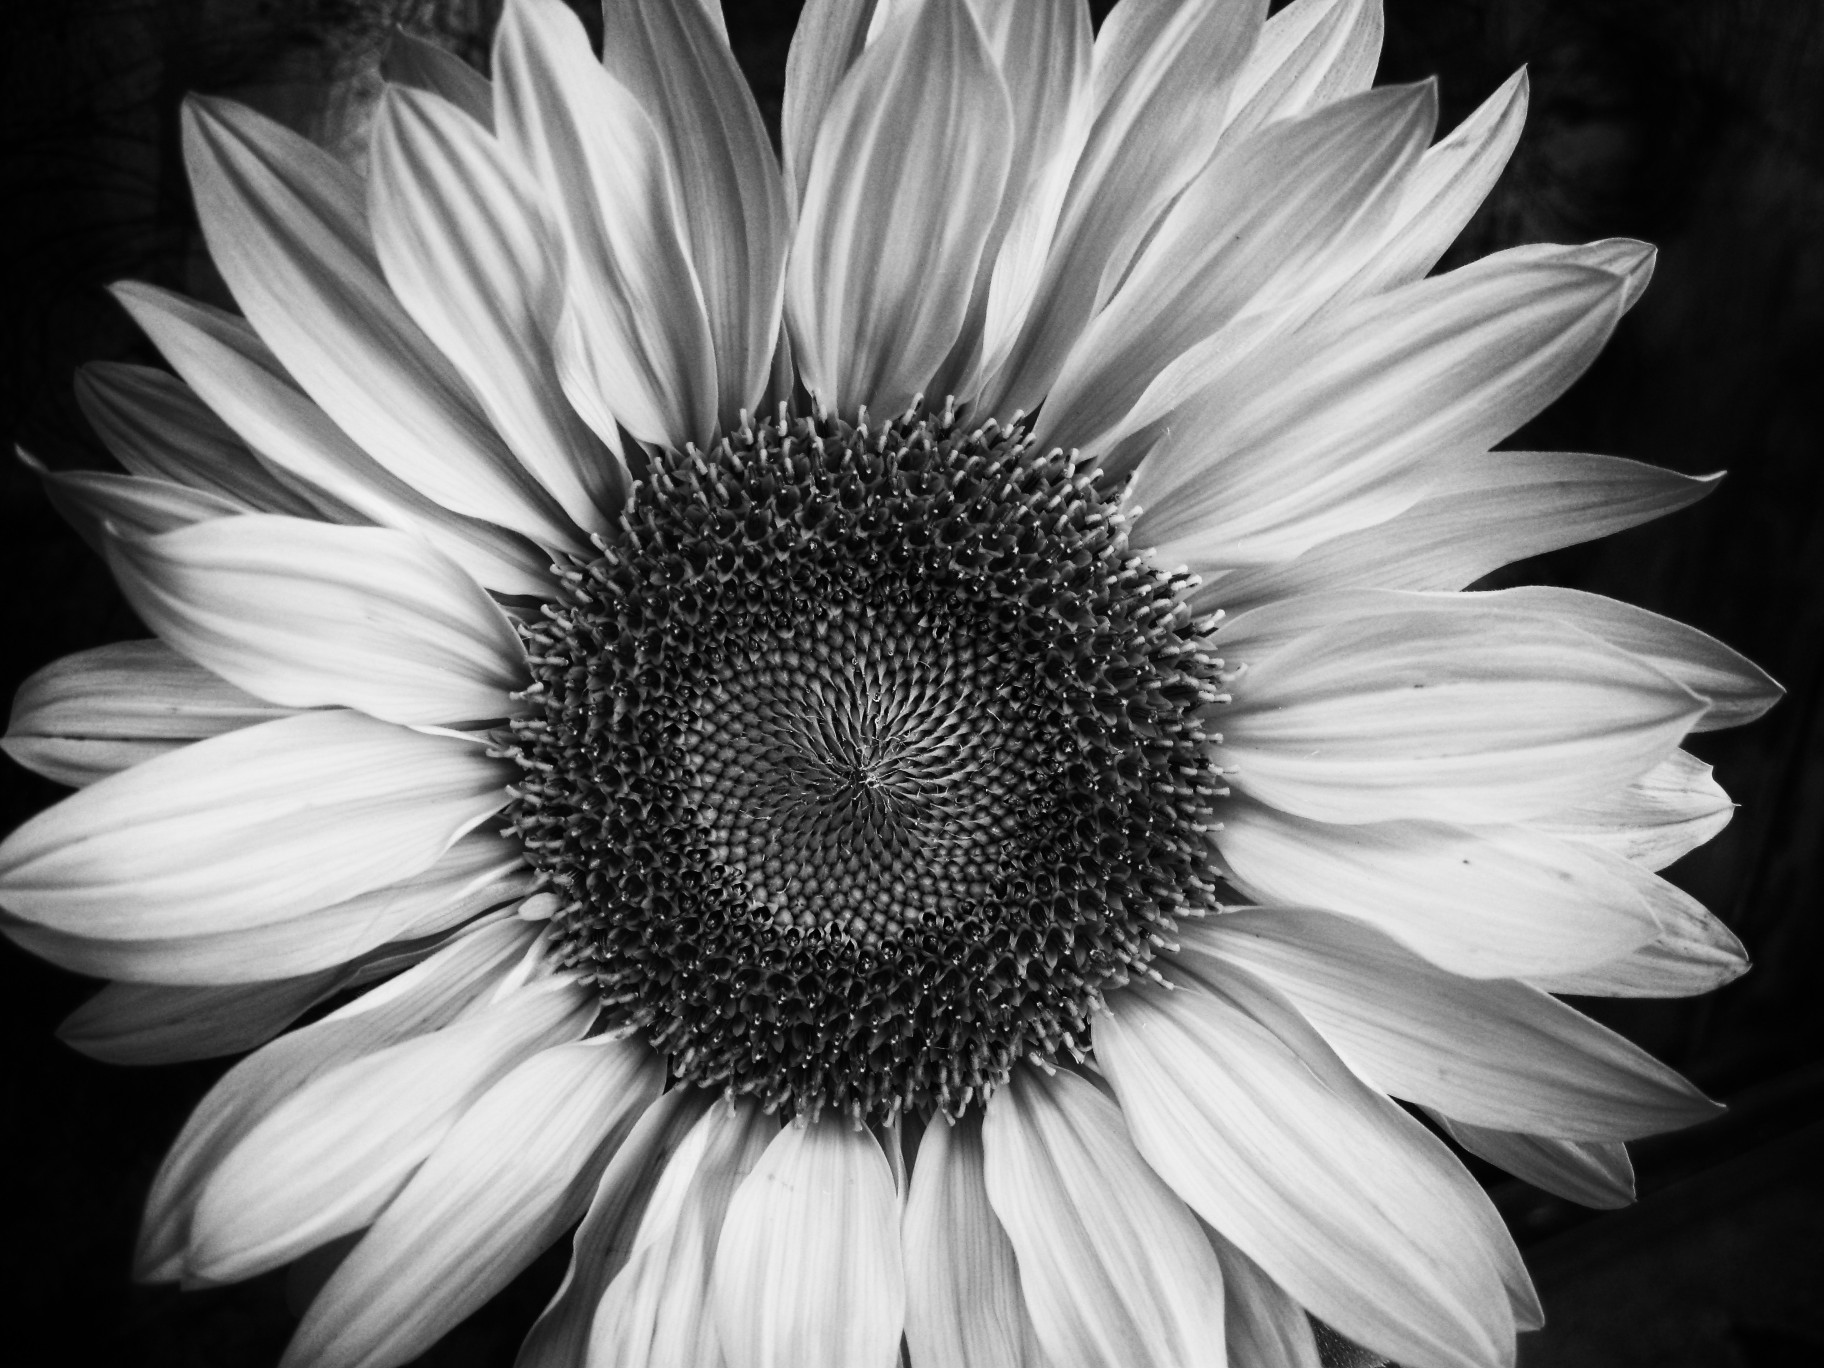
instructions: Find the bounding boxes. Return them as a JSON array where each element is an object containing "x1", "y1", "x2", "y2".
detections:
[{"x1": 507, "y1": 404, "x2": 1227, "y2": 1122}]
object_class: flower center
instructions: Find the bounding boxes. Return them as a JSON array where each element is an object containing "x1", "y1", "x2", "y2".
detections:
[{"x1": 507, "y1": 406, "x2": 1225, "y2": 1122}]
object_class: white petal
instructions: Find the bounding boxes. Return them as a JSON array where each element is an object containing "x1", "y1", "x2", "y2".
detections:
[
  {"x1": 188, "y1": 978, "x2": 595, "y2": 1281},
  {"x1": 903, "y1": 1110, "x2": 1047, "y2": 1368},
  {"x1": 1037, "y1": 81, "x2": 1434, "y2": 455},
  {"x1": 1221, "y1": 0, "x2": 1383, "y2": 143},
  {"x1": 135, "y1": 918, "x2": 536, "y2": 1281},
  {"x1": 1529, "y1": 878, "x2": 1749, "y2": 998},
  {"x1": 57, "y1": 974, "x2": 345, "y2": 1066},
  {"x1": 1177, "y1": 908, "x2": 1720, "y2": 1139},
  {"x1": 980, "y1": 1065, "x2": 1226, "y2": 1368},
  {"x1": 112, "y1": 281, "x2": 552, "y2": 595},
  {"x1": 494, "y1": 0, "x2": 717, "y2": 449},
  {"x1": 74, "y1": 362, "x2": 323, "y2": 517},
  {"x1": 1129, "y1": 259, "x2": 1628, "y2": 571},
  {"x1": 369, "y1": 85, "x2": 626, "y2": 535},
  {"x1": 1530, "y1": 748, "x2": 1733, "y2": 871},
  {"x1": 602, "y1": 0, "x2": 792, "y2": 427},
  {"x1": 1475, "y1": 586, "x2": 1783, "y2": 733},
  {"x1": 1212, "y1": 797, "x2": 1662, "y2": 979},
  {"x1": 590, "y1": 1098, "x2": 778, "y2": 1368},
  {"x1": 712, "y1": 1118, "x2": 904, "y2": 1368},
  {"x1": 0, "y1": 710, "x2": 510, "y2": 939},
  {"x1": 518, "y1": 1086, "x2": 716, "y2": 1368},
  {"x1": 1095, "y1": 969, "x2": 1524, "y2": 1368},
  {"x1": 982, "y1": 0, "x2": 1263, "y2": 415},
  {"x1": 786, "y1": 0, "x2": 1012, "y2": 417},
  {"x1": 380, "y1": 30, "x2": 493, "y2": 129},
  {"x1": 181, "y1": 95, "x2": 583, "y2": 551},
  {"x1": 1204, "y1": 1228, "x2": 1321, "y2": 1368},
  {"x1": 782, "y1": 0, "x2": 883, "y2": 217},
  {"x1": 25, "y1": 453, "x2": 244, "y2": 556},
  {"x1": 105, "y1": 515, "x2": 526, "y2": 727},
  {"x1": 285, "y1": 1034, "x2": 664, "y2": 1368},
  {"x1": 2, "y1": 639, "x2": 291, "y2": 789},
  {"x1": 1429, "y1": 1113, "x2": 1635, "y2": 1210},
  {"x1": 1202, "y1": 450, "x2": 1720, "y2": 615}
]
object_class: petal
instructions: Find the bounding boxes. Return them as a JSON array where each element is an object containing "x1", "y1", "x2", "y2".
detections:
[
  {"x1": 494, "y1": 0, "x2": 717, "y2": 449},
  {"x1": 284, "y1": 1034, "x2": 664, "y2": 1368},
  {"x1": 902, "y1": 1110, "x2": 1047, "y2": 1368},
  {"x1": 601, "y1": 0, "x2": 792, "y2": 427},
  {"x1": 1428, "y1": 1113, "x2": 1636, "y2": 1210},
  {"x1": 74, "y1": 362, "x2": 323, "y2": 517},
  {"x1": 589, "y1": 1098, "x2": 778, "y2": 1368},
  {"x1": 182, "y1": 95, "x2": 583, "y2": 551},
  {"x1": 1530, "y1": 748, "x2": 1734, "y2": 871},
  {"x1": 135, "y1": 918, "x2": 536, "y2": 1281},
  {"x1": 187, "y1": 978, "x2": 595, "y2": 1282},
  {"x1": 711, "y1": 1117, "x2": 904, "y2": 1368},
  {"x1": 25, "y1": 453, "x2": 244, "y2": 555},
  {"x1": 1177, "y1": 907, "x2": 1720, "y2": 1139},
  {"x1": 111, "y1": 281, "x2": 552, "y2": 595},
  {"x1": 1221, "y1": 0, "x2": 1383, "y2": 143},
  {"x1": 980, "y1": 1065, "x2": 1226, "y2": 1368},
  {"x1": 369, "y1": 85, "x2": 626, "y2": 536},
  {"x1": 1204, "y1": 1229, "x2": 1321, "y2": 1368},
  {"x1": 782, "y1": 0, "x2": 883, "y2": 216},
  {"x1": 982, "y1": 0, "x2": 1264, "y2": 415},
  {"x1": 1212, "y1": 797, "x2": 1662, "y2": 979},
  {"x1": 1529, "y1": 878, "x2": 1750, "y2": 998},
  {"x1": 380, "y1": 30, "x2": 494, "y2": 129},
  {"x1": 1129, "y1": 260, "x2": 1628, "y2": 571},
  {"x1": 105, "y1": 515, "x2": 527, "y2": 727},
  {"x1": 1038, "y1": 81, "x2": 1434, "y2": 455},
  {"x1": 1202, "y1": 450, "x2": 1721, "y2": 615},
  {"x1": 2, "y1": 639, "x2": 291, "y2": 789},
  {"x1": 786, "y1": 0, "x2": 1013, "y2": 417},
  {"x1": 57, "y1": 974, "x2": 346, "y2": 1066},
  {"x1": 1095, "y1": 967, "x2": 1525, "y2": 1368},
  {"x1": 517, "y1": 1086, "x2": 716, "y2": 1368},
  {"x1": 0, "y1": 710, "x2": 510, "y2": 939}
]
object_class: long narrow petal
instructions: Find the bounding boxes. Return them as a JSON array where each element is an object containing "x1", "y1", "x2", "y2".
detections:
[
  {"x1": 284, "y1": 1034, "x2": 664, "y2": 1368},
  {"x1": 181, "y1": 95, "x2": 582, "y2": 551},
  {"x1": 112, "y1": 281, "x2": 551, "y2": 595},
  {"x1": 380, "y1": 30, "x2": 493, "y2": 129},
  {"x1": 1129, "y1": 261, "x2": 1627, "y2": 570},
  {"x1": 1212, "y1": 798, "x2": 1661, "y2": 979},
  {"x1": 369, "y1": 85, "x2": 625, "y2": 535},
  {"x1": 602, "y1": 0, "x2": 791, "y2": 426},
  {"x1": 2, "y1": 639, "x2": 291, "y2": 789},
  {"x1": 1095, "y1": 968, "x2": 1524, "y2": 1368},
  {"x1": 711, "y1": 1118, "x2": 904, "y2": 1368},
  {"x1": 1530, "y1": 749, "x2": 1733, "y2": 871},
  {"x1": 135, "y1": 919, "x2": 536, "y2": 1281},
  {"x1": 980, "y1": 1065, "x2": 1226, "y2": 1368},
  {"x1": 1530, "y1": 879, "x2": 1749, "y2": 998},
  {"x1": 786, "y1": 0, "x2": 1012, "y2": 417},
  {"x1": 903, "y1": 1110, "x2": 1047, "y2": 1368},
  {"x1": 0, "y1": 711, "x2": 510, "y2": 939},
  {"x1": 1205, "y1": 1228, "x2": 1321, "y2": 1368},
  {"x1": 782, "y1": 0, "x2": 883, "y2": 216},
  {"x1": 187, "y1": 979, "x2": 595, "y2": 1281},
  {"x1": 106, "y1": 515, "x2": 526, "y2": 727},
  {"x1": 494, "y1": 0, "x2": 716, "y2": 449},
  {"x1": 1177, "y1": 908, "x2": 1719, "y2": 1139},
  {"x1": 1038, "y1": 81, "x2": 1434, "y2": 454},
  {"x1": 517, "y1": 1086, "x2": 716, "y2": 1368},
  {"x1": 58, "y1": 974, "x2": 346, "y2": 1066},
  {"x1": 1428, "y1": 1113, "x2": 1636, "y2": 1209},
  {"x1": 1221, "y1": 0, "x2": 1382, "y2": 143},
  {"x1": 26, "y1": 456, "x2": 244, "y2": 556}
]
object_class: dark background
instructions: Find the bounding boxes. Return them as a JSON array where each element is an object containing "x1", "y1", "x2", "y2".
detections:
[{"x1": 2, "y1": 1, "x2": 1820, "y2": 1364}]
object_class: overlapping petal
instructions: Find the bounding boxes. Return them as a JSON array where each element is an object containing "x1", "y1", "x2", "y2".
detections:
[
  {"x1": 1531, "y1": 748, "x2": 1734, "y2": 870},
  {"x1": 1205, "y1": 1228, "x2": 1322, "y2": 1368},
  {"x1": 57, "y1": 974, "x2": 347, "y2": 1066},
  {"x1": 1428, "y1": 1113, "x2": 1636, "y2": 1209},
  {"x1": 1221, "y1": 0, "x2": 1383, "y2": 143}
]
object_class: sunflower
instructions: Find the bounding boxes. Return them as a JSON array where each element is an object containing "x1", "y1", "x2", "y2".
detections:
[{"x1": 0, "y1": 0, "x2": 1780, "y2": 1366}]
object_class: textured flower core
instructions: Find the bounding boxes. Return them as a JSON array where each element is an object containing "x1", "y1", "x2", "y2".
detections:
[{"x1": 508, "y1": 406, "x2": 1226, "y2": 1121}]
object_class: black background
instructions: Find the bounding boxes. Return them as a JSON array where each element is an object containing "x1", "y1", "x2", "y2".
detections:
[{"x1": 3, "y1": 2, "x2": 1821, "y2": 1365}]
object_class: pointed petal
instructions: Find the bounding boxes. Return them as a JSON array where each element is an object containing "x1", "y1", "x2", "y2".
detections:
[
  {"x1": 786, "y1": 0, "x2": 1012, "y2": 416},
  {"x1": 57, "y1": 974, "x2": 345, "y2": 1066},
  {"x1": 2, "y1": 639, "x2": 291, "y2": 789},
  {"x1": 712, "y1": 1118, "x2": 904, "y2": 1368},
  {"x1": 1095, "y1": 967, "x2": 1523, "y2": 1368},
  {"x1": 1221, "y1": 0, "x2": 1383, "y2": 143},
  {"x1": 980, "y1": 1065, "x2": 1226, "y2": 1368},
  {"x1": 782, "y1": 0, "x2": 883, "y2": 216},
  {"x1": 1530, "y1": 880, "x2": 1750, "y2": 998},
  {"x1": 1429, "y1": 1113, "x2": 1636, "y2": 1210},
  {"x1": 111, "y1": 281, "x2": 552, "y2": 595},
  {"x1": 369, "y1": 85, "x2": 626, "y2": 535},
  {"x1": 188, "y1": 979, "x2": 595, "y2": 1281},
  {"x1": 381, "y1": 31, "x2": 494, "y2": 129},
  {"x1": 494, "y1": 0, "x2": 717, "y2": 449},
  {"x1": 1178, "y1": 908, "x2": 1720, "y2": 1139},
  {"x1": 1204, "y1": 1228, "x2": 1321, "y2": 1368},
  {"x1": 284, "y1": 1034, "x2": 664, "y2": 1368},
  {"x1": 25, "y1": 454, "x2": 244, "y2": 556},
  {"x1": 182, "y1": 95, "x2": 582, "y2": 551},
  {"x1": 105, "y1": 515, "x2": 526, "y2": 727},
  {"x1": 602, "y1": 0, "x2": 791, "y2": 426},
  {"x1": 0, "y1": 710, "x2": 510, "y2": 939},
  {"x1": 1531, "y1": 749, "x2": 1734, "y2": 871},
  {"x1": 903, "y1": 1110, "x2": 1047, "y2": 1368},
  {"x1": 1212, "y1": 798, "x2": 1662, "y2": 979}
]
